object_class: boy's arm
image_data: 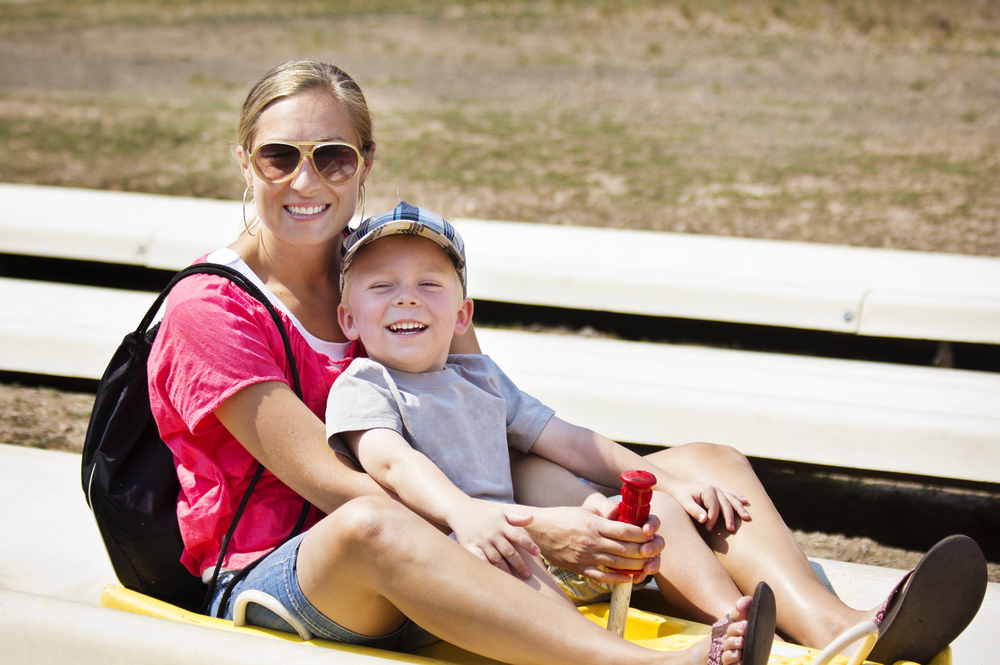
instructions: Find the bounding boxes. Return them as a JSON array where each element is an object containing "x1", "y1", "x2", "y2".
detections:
[
  {"x1": 529, "y1": 416, "x2": 749, "y2": 531},
  {"x1": 341, "y1": 428, "x2": 539, "y2": 577}
]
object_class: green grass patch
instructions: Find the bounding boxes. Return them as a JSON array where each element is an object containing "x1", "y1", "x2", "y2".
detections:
[
  {"x1": 375, "y1": 105, "x2": 696, "y2": 200},
  {"x1": 0, "y1": 95, "x2": 240, "y2": 197}
]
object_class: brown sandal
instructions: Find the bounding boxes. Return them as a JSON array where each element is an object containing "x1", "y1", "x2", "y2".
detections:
[
  {"x1": 868, "y1": 535, "x2": 987, "y2": 665},
  {"x1": 707, "y1": 582, "x2": 776, "y2": 665}
]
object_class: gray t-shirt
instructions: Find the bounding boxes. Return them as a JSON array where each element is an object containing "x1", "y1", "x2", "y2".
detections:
[{"x1": 325, "y1": 354, "x2": 555, "y2": 504}]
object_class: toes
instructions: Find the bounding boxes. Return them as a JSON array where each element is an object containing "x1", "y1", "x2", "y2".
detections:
[
  {"x1": 720, "y1": 642, "x2": 744, "y2": 665},
  {"x1": 717, "y1": 595, "x2": 757, "y2": 665},
  {"x1": 720, "y1": 621, "x2": 748, "y2": 664},
  {"x1": 727, "y1": 619, "x2": 749, "y2": 640},
  {"x1": 729, "y1": 595, "x2": 753, "y2": 623}
]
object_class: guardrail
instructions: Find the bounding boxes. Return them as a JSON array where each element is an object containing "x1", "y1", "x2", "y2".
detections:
[{"x1": 4, "y1": 184, "x2": 999, "y2": 343}]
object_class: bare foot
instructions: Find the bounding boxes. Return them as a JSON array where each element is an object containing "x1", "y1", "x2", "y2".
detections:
[
  {"x1": 719, "y1": 596, "x2": 754, "y2": 665},
  {"x1": 708, "y1": 583, "x2": 776, "y2": 665}
]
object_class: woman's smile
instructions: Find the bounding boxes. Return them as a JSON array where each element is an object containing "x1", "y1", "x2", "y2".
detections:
[{"x1": 285, "y1": 203, "x2": 331, "y2": 217}]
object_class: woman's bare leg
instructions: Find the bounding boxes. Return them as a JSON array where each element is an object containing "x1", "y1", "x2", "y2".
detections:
[
  {"x1": 297, "y1": 495, "x2": 758, "y2": 665},
  {"x1": 645, "y1": 443, "x2": 871, "y2": 648}
]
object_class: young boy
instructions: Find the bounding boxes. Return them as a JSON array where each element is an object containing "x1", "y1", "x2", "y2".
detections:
[{"x1": 325, "y1": 203, "x2": 680, "y2": 606}]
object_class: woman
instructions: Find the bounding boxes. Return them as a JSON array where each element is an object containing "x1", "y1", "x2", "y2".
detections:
[
  {"x1": 148, "y1": 59, "x2": 983, "y2": 665},
  {"x1": 148, "y1": 59, "x2": 768, "y2": 665}
]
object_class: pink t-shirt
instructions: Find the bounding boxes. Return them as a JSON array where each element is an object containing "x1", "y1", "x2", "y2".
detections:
[{"x1": 148, "y1": 256, "x2": 355, "y2": 576}]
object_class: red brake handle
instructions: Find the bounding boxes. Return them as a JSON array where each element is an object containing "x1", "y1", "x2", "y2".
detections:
[{"x1": 607, "y1": 470, "x2": 656, "y2": 575}]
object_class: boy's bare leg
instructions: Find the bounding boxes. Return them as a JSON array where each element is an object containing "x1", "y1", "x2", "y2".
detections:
[
  {"x1": 645, "y1": 443, "x2": 871, "y2": 648},
  {"x1": 647, "y1": 491, "x2": 745, "y2": 623},
  {"x1": 526, "y1": 548, "x2": 581, "y2": 609},
  {"x1": 298, "y1": 495, "x2": 759, "y2": 665}
]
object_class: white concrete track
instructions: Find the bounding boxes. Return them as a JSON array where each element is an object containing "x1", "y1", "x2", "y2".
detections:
[
  {"x1": 2, "y1": 444, "x2": 996, "y2": 665},
  {"x1": 2, "y1": 185, "x2": 999, "y2": 662},
  {"x1": 3, "y1": 183, "x2": 998, "y2": 343},
  {"x1": 2, "y1": 185, "x2": 999, "y2": 482},
  {"x1": 3, "y1": 276, "x2": 999, "y2": 482}
]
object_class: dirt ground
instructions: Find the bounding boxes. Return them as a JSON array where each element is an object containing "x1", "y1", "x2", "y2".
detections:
[{"x1": 1, "y1": 2, "x2": 998, "y2": 583}]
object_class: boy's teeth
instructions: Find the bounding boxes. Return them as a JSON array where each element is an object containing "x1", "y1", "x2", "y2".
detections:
[
  {"x1": 390, "y1": 322, "x2": 426, "y2": 331},
  {"x1": 287, "y1": 204, "x2": 326, "y2": 215}
]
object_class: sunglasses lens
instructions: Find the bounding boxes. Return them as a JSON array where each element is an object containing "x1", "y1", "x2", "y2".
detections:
[
  {"x1": 313, "y1": 144, "x2": 360, "y2": 184},
  {"x1": 254, "y1": 143, "x2": 303, "y2": 182}
]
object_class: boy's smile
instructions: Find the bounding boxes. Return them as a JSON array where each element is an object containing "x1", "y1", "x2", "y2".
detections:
[
  {"x1": 388, "y1": 321, "x2": 427, "y2": 334},
  {"x1": 339, "y1": 235, "x2": 473, "y2": 373}
]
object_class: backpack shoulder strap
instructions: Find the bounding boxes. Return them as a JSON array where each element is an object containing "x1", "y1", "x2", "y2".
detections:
[
  {"x1": 155, "y1": 263, "x2": 310, "y2": 613},
  {"x1": 150, "y1": 263, "x2": 302, "y2": 398}
]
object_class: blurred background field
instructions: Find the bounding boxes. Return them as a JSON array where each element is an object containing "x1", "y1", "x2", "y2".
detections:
[
  {"x1": 2, "y1": 0, "x2": 1000, "y2": 581},
  {"x1": 1, "y1": 0, "x2": 997, "y2": 255}
]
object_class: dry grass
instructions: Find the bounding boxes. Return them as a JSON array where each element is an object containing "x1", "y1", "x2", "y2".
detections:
[
  {"x1": 3, "y1": 0, "x2": 999, "y2": 586},
  {"x1": 1, "y1": 0, "x2": 998, "y2": 257}
]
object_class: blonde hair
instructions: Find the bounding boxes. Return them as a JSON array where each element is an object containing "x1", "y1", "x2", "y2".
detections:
[
  {"x1": 237, "y1": 60, "x2": 375, "y2": 155},
  {"x1": 340, "y1": 235, "x2": 465, "y2": 310}
]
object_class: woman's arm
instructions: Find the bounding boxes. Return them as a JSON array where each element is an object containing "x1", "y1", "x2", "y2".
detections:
[
  {"x1": 214, "y1": 380, "x2": 389, "y2": 515},
  {"x1": 449, "y1": 320, "x2": 482, "y2": 354}
]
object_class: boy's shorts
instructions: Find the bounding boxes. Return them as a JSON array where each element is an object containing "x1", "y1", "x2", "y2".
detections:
[{"x1": 545, "y1": 559, "x2": 653, "y2": 606}]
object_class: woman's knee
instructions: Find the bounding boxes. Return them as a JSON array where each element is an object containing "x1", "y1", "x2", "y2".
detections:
[
  {"x1": 691, "y1": 441, "x2": 751, "y2": 468},
  {"x1": 648, "y1": 441, "x2": 753, "y2": 475},
  {"x1": 312, "y1": 496, "x2": 420, "y2": 555}
]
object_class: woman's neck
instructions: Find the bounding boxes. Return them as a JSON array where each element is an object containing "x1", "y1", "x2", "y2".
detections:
[{"x1": 230, "y1": 231, "x2": 347, "y2": 342}]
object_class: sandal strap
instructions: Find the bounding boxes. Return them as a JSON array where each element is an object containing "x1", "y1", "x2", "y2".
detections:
[
  {"x1": 707, "y1": 614, "x2": 733, "y2": 665},
  {"x1": 872, "y1": 570, "x2": 912, "y2": 627}
]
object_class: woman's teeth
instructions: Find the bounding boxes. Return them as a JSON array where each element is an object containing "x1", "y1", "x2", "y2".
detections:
[{"x1": 287, "y1": 204, "x2": 327, "y2": 215}]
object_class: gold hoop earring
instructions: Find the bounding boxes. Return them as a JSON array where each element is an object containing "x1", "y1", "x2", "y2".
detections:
[
  {"x1": 358, "y1": 183, "x2": 367, "y2": 225},
  {"x1": 242, "y1": 185, "x2": 257, "y2": 236}
]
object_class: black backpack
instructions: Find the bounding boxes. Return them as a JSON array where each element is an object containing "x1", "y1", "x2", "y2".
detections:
[{"x1": 82, "y1": 263, "x2": 307, "y2": 613}]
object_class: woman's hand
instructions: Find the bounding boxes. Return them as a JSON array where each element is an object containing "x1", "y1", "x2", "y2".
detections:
[
  {"x1": 663, "y1": 480, "x2": 750, "y2": 532},
  {"x1": 521, "y1": 504, "x2": 663, "y2": 585},
  {"x1": 508, "y1": 452, "x2": 663, "y2": 583},
  {"x1": 451, "y1": 503, "x2": 539, "y2": 579}
]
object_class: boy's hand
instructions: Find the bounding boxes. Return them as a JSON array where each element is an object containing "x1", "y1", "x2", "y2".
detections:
[
  {"x1": 451, "y1": 504, "x2": 540, "y2": 579},
  {"x1": 665, "y1": 480, "x2": 750, "y2": 532}
]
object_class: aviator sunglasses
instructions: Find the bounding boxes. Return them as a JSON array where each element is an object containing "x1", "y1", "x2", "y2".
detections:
[{"x1": 248, "y1": 140, "x2": 364, "y2": 186}]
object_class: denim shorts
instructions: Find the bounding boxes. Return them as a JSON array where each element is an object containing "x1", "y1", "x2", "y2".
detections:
[{"x1": 209, "y1": 533, "x2": 440, "y2": 651}]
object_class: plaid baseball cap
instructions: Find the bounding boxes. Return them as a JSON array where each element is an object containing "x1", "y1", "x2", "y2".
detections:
[{"x1": 340, "y1": 201, "x2": 467, "y2": 296}]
